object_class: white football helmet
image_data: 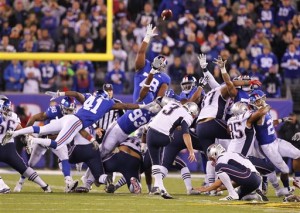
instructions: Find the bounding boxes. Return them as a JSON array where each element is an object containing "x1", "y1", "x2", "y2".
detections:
[
  {"x1": 183, "y1": 102, "x2": 199, "y2": 118},
  {"x1": 231, "y1": 102, "x2": 248, "y2": 116},
  {"x1": 207, "y1": 144, "x2": 226, "y2": 161}
]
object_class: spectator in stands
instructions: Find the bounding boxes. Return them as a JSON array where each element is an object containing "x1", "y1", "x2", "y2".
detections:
[
  {"x1": 181, "y1": 44, "x2": 199, "y2": 71},
  {"x1": 246, "y1": 62, "x2": 265, "y2": 83},
  {"x1": 168, "y1": 56, "x2": 186, "y2": 87},
  {"x1": 276, "y1": 0, "x2": 296, "y2": 26},
  {"x1": 195, "y1": 5, "x2": 211, "y2": 32},
  {"x1": 38, "y1": 28, "x2": 55, "y2": 52},
  {"x1": 42, "y1": 0, "x2": 66, "y2": 25},
  {"x1": 135, "y1": 2, "x2": 157, "y2": 27},
  {"x1": 108, "y1": 39, "x2": 127, "y2": 71},
  {"x1": 105, "y1": 59, "x2": 126, "y2": 94},
  {"x1": 56, "y1": 19, "x2": 76, "y2": 52},
  {"x1": 258, "y1": 0, "x2": 276, "y2": 24},
  {"x1": 72, "y1": 67, "x2": 94, "y2": 93},
  {"x1": 254, "y1": 45, "x2": 278, "y2": 74},
  {"x1": 29, "y1": 0, "x2": 46, "y2": 21},
  {"x1": 23, "y1": 60, "x2": 41, "y2": 94},
  {"x1": 185, "y1": 62, "x2": 200, "y2": 80},
  {"x1": 9, "y1": 0, "x2": 28, "y2": 27},
  {"x1": 4, "y1": 60, "x2": 25, "y2": 92},
  {"x1": 38, "y1": 61, "x2": 58, "y2": 92},
  {"x1": 236, "y1": 49, "x2": 250, "y2": 74},
  {"x1": 262, "y1": 66, "x2": 282, "y2": 98},
  {"x1": 281, "y1": 43, "x2": 300, "y2": 86},
  {"x1": 40, "y1": 8, "x2": 57, "y2": 38},
  {"x1": 0, "y1": 35, "x2": 16, "y2": 52},
  {"x1": 246, "y1": 34, "x2": 264, "y2": 61},
  {"x1": 56, "y1": 61, "x2": 74, "y2": 91},
  {"x1": 84, "y1": 38, "x2": 95, "y2": 53},
  {"x1": 278, "y1": 112, "x2": 300, "y2": 144},
  {"x1": 161, "y1": 45, "x2": 174, "y2": 70}
]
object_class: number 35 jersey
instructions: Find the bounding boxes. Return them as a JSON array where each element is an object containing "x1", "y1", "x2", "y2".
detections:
[
  {"x1": 227, "y1": 111, "x2": 255, "y2": 157},
  {"x1": 0, "y1": 112, "x2": 20, "y2": 144},
  {"x1": 149, "y1": 102, "x2": 193, "y2": 136}
]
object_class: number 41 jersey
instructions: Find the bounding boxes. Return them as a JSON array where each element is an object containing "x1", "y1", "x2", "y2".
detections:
[
  {"x1": 227, "y1": 111, "x2": 255, "y2": 157},
  {"x1": 149, "y1": 102, "x2": 193, "y2": 136}
]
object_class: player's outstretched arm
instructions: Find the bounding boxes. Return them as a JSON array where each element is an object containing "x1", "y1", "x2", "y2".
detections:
[
  {"x1": 45, "y1": 90, "x2": 85, "y2": 104},
  {"x1": 182, "y1": 132, "x2": 196, "y2": 162},
  {"x1": 196, "y1": 179, "x2": 222, "y2": 192},
  {"x1": 198, "y1": 54, "x2": 220, "y2": 89},
  {"x1": 26, "y1": 112, "x2": 48, "y2": 127},
  {"x1": 135, "y1": 24, "x2": 158, "y2": 71},
  {"x1": 247, "y1": 105, "x2": 271, "y2": 127}
]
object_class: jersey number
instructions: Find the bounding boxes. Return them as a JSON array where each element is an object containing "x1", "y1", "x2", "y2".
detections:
[
  {"x1": 266, "y1": 119, "x2": 275, "y2": 135},
  {"x1": 162, "y1": 103, "x2": 180, "y2": 115},
  {"x1": 201, "y1": 90, "x2": 216, "y2": 108},
  {"x1": 228, "y1": 121, "x2": 244, "y2": 139},
  {"x1": 0, "y1": 120, "x2": 15, "y2": 135},
  {"x1": 83, "y1": 96, "x2": 103, "y2": 114},
  {"x1": 139, "y1": 72, "x2": 160, "y2": 93},
  {"x1": 128, "y1": 109, "x2": 147, "y2": 128}
]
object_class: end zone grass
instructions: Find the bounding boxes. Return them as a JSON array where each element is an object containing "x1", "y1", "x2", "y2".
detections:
[{"x1": 0, "y1": 173, "x2": 299, "y2": 213}]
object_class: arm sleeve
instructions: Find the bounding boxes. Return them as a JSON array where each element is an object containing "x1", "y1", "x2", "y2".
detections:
[{"x1": 203, "y1": 70, "x2": 220, "y2": 89}]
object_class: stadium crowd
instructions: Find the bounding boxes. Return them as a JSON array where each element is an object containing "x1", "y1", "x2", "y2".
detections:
[{"x1": 0, "y1": 0, "x2": 299, "y2": 98}]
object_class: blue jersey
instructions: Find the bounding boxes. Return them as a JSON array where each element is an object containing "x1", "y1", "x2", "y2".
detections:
[
  {"x1": 75, "y1": 94, "x2": 115, "y2": 128},
  {"x1": 133, "y1": 60, "x2": 171, "y2": 104},
  {"x1": 117, "y1": 109, "x2": 154, "y2": 135},
  {"x1": 39, "y1": 63, "x2": 58, "y2": 85},
  {"x1": 254, "y1": 112, "x2": 276, "y2": 145},
  {"x1": 234, "y1": 89, "x2": 250, "y2": 103},
  {"x1": 44, "y1": 105, "x2": 63, "y2": 125},
  {"x1": 175, "y1": 87, "x2": 198, "y2": 101}
]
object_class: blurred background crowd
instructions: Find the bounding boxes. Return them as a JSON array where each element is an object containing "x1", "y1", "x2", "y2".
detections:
[{"x1": 0, "y1": 0, "x2": 300, "y2": 99}]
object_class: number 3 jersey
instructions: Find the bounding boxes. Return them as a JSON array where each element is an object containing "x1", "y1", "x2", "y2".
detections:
[
  {"x1": 133, "y1": 60, "x2": 171, "y2": 104},
  {"x1": 0, "y1": 112, "x2": 20, "y2": 144},
  {"x1": 149, "y1": 102, "x2": 193, "y2": 136},
  {"x1": 75, "y1": 94, "x2": 115, "y2": 129},
  {"x1": 227, "y1": 111, "x2": 255, "y2": 157},
  {"x1": 254, "y1": 112, "x2": 276, "y2": 145}
]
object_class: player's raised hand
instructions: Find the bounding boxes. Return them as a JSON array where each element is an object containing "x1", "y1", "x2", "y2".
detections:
[
  {"x1": 197, "y1": 54, "x2": 208, "y2": 69},
  {"x1": 249, "y1": 79, "x2": 262, "y2": 87},
  {"x1": 213, "y1": 56, "x2": 227, "y2": 70},
  {"x1": 198, "y1": 76, "x2": 209, "y2": 88},
  {"x1": 45, "y1": 90, "x2": 60, "y2": 101},
  {"x1": 143, "y1": 24, "x2": 158, "y2": 43}
]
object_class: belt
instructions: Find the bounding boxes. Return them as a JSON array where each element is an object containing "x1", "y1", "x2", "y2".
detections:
[
  {"x1": 197, "y1": 117, "x2": 214, "y2": 124},
  {"x1": 119, "y1": 145, "x2": 141, "y2": 160}
]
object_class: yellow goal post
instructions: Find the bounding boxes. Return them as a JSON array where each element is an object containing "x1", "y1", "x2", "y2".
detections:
[{"x1": 0, "y1": 1, "x2": 113, "y2": 62}]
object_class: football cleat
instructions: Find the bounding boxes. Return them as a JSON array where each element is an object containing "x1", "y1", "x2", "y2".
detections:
[
  {"x1": 81, "y1": 175, "x2": 92, "y2": 190},
  {"x1": 0, "y1": 188, "x2": 10, "y2": 194},
  {"x1": 293, "y1": 179, "x2": 300, "y2": 189},
  {"x1": 13, "y1": 181, "x2": 24, "y2": 192},
  {"x1": 275, "y1": 187, "x2": 292, "y2": 197},
  {"x1": 42, "y1": 184, "x2": 52, "y2": 193},
  {"x1": 104, "y1": 175, "x2": 115, "y2": 193},
  {"x1": 219, "y1": 194, "x2": 239, "y2": 201},
  {"x1": 65, "y1": 180, "x2": 78, "y2": 193},
  {"x1": 149, "y1": 186, "x2": 161, "y2": 195},
  {"x1": 161, "y1": 190, "x2": 173, "y2": 199},
  {"x1": 130, "y1": 177, "x2": 141, "y2": 194},
  {"x1": 255, "y1": 189, "x2": 269, "y2": 201},
  {"x1": 1, "y1": 130, "x2": 14, "y2": 145},
  {"x1": 187, "y1": 188, "x2": 200, "y2": 195}
]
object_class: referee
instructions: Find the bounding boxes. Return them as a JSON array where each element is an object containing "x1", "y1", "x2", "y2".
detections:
[{"x1": 93, "y1": 83, "x2": 125, "y2": 143}]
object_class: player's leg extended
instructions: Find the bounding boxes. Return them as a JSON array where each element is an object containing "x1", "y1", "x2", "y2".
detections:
[
  {"x1": 99, "y1": 122, "x2": 128, "y2": 158},
  {"x1": 1, "y1": 143, "x2": 51, "y2": 192}
]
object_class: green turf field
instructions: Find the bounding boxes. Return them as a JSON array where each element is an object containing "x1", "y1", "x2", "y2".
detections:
[{"x1": 0, "y1": 172, "x2": 299, "y2": 213}]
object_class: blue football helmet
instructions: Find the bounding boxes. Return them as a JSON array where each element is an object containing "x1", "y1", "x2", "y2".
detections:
[
  {"x1": 94, "y1": 89, "x2": 110, "y2": 100},
  {"x1": 181, "y1": 75, "x2": 197, "y2": 94},
  {"x1": 60, "y1": 97, "x2": 76, "y2": 115},
  {"x1": 249, "y1": 90, "x2": 266, "y2": 109},
  {"x1": 0, "y1": 98, "x2": 12, "y2": 117}
]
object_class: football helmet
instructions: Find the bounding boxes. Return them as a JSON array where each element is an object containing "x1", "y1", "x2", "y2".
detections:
[
  {"x1": 0, "y1": 98, "x2": 12, "y2": 117},
  {"x1": 183, "y1": 102, "x2": 199, "y2": 118},
  {"x1": 94, "y1": 89, "x2": 110, "y2": 100},
  {"x1": 231, "y1": 102, "x2": 248, "y2": 116},
  {"x1": 152, "y1": 55, "x2": 168, "y2": 71},
  {"x1": 249, "y1": 90, "x2": 266, "y2": 109},
  {"x1": 207, "y1": 144, "x2": 226, "y2": 161},
  {"x1": 0, "y1": 95, "x2": 9, "y2": 101},
  {"x1": 60, "y1": 97, "x2": 76, "y2": 115},
  {"x1": 181, "y1": 75, "x2": 197, "y2": 94}
]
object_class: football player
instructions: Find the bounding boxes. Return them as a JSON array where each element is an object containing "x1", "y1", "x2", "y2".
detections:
[
  {"x1": 14, "y1": 97, "x2": 78, "y2": 193},
  {"x1": 0, "y1": 98, "x2": 51, "y2": 193}
]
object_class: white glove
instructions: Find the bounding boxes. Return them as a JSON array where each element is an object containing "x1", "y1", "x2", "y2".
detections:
[
  {"x1": 198, "y1": 76, "x2": 209, "y2": 88},
  {"x1": 45, "y1": 90, "x2": 64, "y2": 101},
  {"x1": 143, "y1": 24, "x2": 158, "y2": 43},
  {"x1": 139, "y1": 101, "x2": 161, "y2": 113},
  {"x1": 292, "y1": 133, "x2": 300, "y2": 141},
  {"x1": 198, "y1": 54, "x2": 208, "y2": 69}
]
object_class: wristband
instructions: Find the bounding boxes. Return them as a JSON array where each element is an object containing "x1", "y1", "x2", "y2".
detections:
[
  {"x1": 143, "y1": 36, "x2": 151, "y2": 43},
  {"x1": 220, "y1": 67, "x2": 226, "y2": 74},
  {"x1": 143, "y1": 83, "x2": 151, "y2": 87},
  {"x1": 58, "y1": 92, "x2": 65, "y2": 96},
  {"x1": 278, "y1": 119, "x2": 283, "y2": 124}
]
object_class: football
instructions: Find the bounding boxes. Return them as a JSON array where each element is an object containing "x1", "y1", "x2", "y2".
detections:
[{"x1": 161, "y1": 9, "x2": 173, "y2": 20}]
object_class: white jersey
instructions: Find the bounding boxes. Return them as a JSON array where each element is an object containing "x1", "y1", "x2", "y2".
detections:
[
  {"x1": 120, "y1": 136, "x2": 141, "y2": 153},
  {"x1": 73, "y1": 127, "x2": 94, "y2": 145},
  {"x1": 217, "y1": 152, "x2": 258, "y2": 173},
  {"x1": 227, "y1": 111, "x2": 256, "y2": 157},
  {"x1": 0, "y1": 112, "x2": 20, "y2": 144},
  {"x1": 149, "y1": 102, "x2": 193, "y2": 135},
  {"x1": 197, "y1": 87, "x2": 228, "y2": 121}
]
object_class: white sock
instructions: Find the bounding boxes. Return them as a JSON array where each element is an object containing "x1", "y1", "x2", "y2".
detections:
[
  {"x1": 267, "y1": 171, "x2": 280, "y2": 190},
  {"x1": 23, "y1": 167, "x2": 47, "y2": 188},
  {"x1": 206, "y1": 161, "x2": 215, "y2": 185},
  {"x1": 13, "y1": 127, "x2": 34, "y2": 137},
  {"x1": 115, "y1": 176, "x2": 127, "y2": 190},
  {"x1": 181, "y1": 167, "x2": 192, "y2": 191},
  {"x1": 152, "y1": 165, "x2": 165, "y2": 190},
  {"x1": 218, "y1": 172, "x2": 238, "y2": 197},
  {"x1": 99, "y1": 174, "x2": 108, "y2": 184},
  {"x1": 18, "y1": 176, "x2": 26, "y2": 184},
  {"x1": 64, "y1": 176, "x2": 73, "y2": 183},
  {"x1": 32, "y1": 138, "x2": 51, "y2": 147}
]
